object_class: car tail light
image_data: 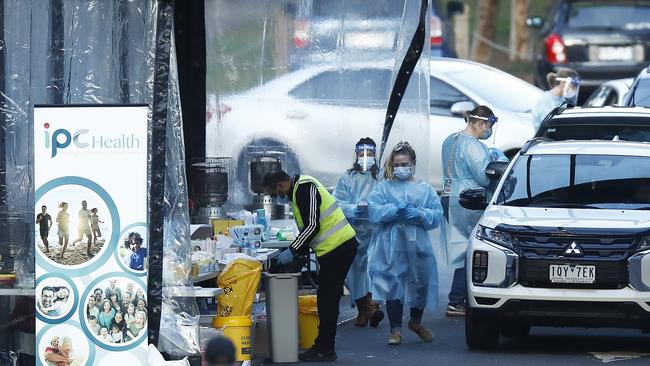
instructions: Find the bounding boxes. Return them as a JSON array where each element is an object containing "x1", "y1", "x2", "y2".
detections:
[
  {"x1": 430, "y1": 15, "x2": 443, "y2": 46},
  {"x1": 293, "y1": 19, "x2": 311, "y2": 48},
  {"x1": 217, "y1": 103, "x2": 231, "y2": 120},
  {"x1": 472, "y1": 251, "x2": 489, "y2": 283},
  {"x1": 545, "y1": 33, "x2": 567, "y2": 64}
]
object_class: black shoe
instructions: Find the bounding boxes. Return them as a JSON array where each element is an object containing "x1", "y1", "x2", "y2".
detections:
[
  {"x1": 369, "y1": 308, "x2": 385, "y2": 327},
  {"x1": 298, "y1": 348, "x2": 337, "y2": 362}
]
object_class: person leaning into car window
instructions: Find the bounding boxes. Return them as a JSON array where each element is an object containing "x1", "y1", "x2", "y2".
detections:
[
  {"x1": 532, "y1": 67, "x2": 580, "y2": 131},
  {"x1": 440, "y1": 105, "x2": 507, "y2": 317}
]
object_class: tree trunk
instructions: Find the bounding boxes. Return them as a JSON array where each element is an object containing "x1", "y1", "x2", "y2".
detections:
[
  {"x1": 509, "y1": 0, "x2": 530, "y2": 61},
  {"x1": 472, "y1": 0, "x2": 498, "y2": 63}
]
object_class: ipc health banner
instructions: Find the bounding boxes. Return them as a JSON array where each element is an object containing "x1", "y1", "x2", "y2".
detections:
[{"x1": 34, "y1": 105, "x2": 149, "y2": 365}]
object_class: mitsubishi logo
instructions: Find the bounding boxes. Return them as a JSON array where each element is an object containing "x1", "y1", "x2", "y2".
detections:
[{"x1": 564, "y1": 242, "x2": 583, "y2": 256}]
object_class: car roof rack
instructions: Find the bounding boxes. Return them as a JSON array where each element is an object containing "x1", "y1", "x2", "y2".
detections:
[{"x1": 519, "y1": 137, "x2": 554, "y2": 155}]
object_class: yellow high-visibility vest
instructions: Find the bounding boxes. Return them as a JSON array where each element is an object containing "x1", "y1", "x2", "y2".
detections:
[{"x1": 292, "y1": 175, "x2": 356, "y2": 257}]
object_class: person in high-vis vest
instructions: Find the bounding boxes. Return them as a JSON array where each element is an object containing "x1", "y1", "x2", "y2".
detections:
[{"x1": 264, "y1": 170, "x2": 358, "y2": 362}]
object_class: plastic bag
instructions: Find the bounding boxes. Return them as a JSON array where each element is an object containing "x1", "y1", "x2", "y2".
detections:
[{"x1": 216, "y1": 259, "x2": 262, "y2": 317}]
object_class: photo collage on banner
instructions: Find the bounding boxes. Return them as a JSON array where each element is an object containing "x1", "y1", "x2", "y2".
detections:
[{"x1": 34, "y1": 105, "x2": 149, "y2": 365}]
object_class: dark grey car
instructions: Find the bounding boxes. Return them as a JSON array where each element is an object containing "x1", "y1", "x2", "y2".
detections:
[{"x1": 528, "y1": 0, "x2": 650, "y2": 96}]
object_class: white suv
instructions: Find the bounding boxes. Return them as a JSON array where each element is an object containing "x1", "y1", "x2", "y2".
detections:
[{"x1": 461, "y1": 139, "x2": 650, "y2": 349}]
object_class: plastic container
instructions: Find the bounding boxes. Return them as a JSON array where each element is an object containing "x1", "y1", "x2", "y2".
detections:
[
  {"x1": 213, "y1": 316, "x2": 253, "y2": 362},
  {"x1": 298, "y1": 295, "x2": 319, "y2": 350},
  {"x1": 265, "y1": 272, "x2": 301, "y2": 363}
]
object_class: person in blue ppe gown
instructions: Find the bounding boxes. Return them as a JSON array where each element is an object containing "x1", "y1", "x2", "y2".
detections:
[
  {"x1": 532, "y1": 68, "x2": 580, "y2": 131},
  {"x1": 332, "y1": 138, "x2": 386, "y2": 328},
  {"x1": 440, "y1": 105, "x2": 507, "y2": 317},
  {"x1": 368, "y1": 141, "x2": 443, "y2": 346}
]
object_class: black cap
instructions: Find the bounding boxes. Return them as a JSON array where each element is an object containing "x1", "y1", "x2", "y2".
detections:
[
  {"x1": 263, "y1": 170, "x2": 291, "y2": 190},
  {"x1": 204, "y1": 336, "x2": 236, "y2": 365}
]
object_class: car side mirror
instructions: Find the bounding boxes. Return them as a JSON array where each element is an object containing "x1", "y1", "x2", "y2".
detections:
[
  {"x1": 447, "y1": 1, "x2": 464, "y2": 16},
  {"x1": 450, "y1": 101, "x2": 476, "y2": 116},
  {"x1": 459, "y1": 188, "x2": 488, "y2": 211},
  {"x1": 485, "y1": 161, "x2": 509, "y2": 181},
  {"x1": 526, "y1": 16, "x2": 543, "y2": 28}
]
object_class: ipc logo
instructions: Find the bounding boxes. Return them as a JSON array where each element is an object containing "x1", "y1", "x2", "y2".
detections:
[{"x1": 44, "y1": 123, "x2": 89, "y2": 157}]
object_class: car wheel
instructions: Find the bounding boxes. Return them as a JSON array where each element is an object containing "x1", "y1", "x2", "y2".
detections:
[
  {"x1": 500, "y1": 324, "x2": 531, "y2": 338},
  {"x1": 465, "y1": 306, "x2": 500, "y2": 350}
]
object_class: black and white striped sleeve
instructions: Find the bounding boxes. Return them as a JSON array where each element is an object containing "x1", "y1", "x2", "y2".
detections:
[{"x1": 290, "y1": 182, "x2": 321, "y2": 256}]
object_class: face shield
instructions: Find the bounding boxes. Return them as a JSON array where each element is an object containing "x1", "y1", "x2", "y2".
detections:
[
  {"x1": 558, "y1": 76, "x2": 580, "y2": 105},
  {"x1": 469, "y1": 114, "x2": 498, "y2": 140},
  {"x1": 355, "y1": 144, "x2": 377, "y2": 172}
]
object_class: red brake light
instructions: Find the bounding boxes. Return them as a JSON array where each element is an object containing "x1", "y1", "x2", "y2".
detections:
[
  {"x1": 545, "y1": 33, "x2": 567, "y2": 64},
  {"x1": 293, "y1": 20, "x2": 311, "y2": 48},
  {"x1": 430, "y1": 15, "x2": 443, "y2": 46}
]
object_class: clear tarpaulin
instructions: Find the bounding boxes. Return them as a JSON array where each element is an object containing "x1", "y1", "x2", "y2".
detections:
[
  {"x1": 205, "y1": 0, "x2": 431, "y2": 209},
  {"x1": 0, "y1": 0, "x2": 198, "y2": 360}
]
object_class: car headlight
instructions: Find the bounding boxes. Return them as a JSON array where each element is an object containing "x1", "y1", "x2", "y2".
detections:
[
  {"x1": 476, "y1": 226, "x2": 515, "y2": 250},
  {"x1": 637, "y1": 236, "x2": 650, "y2": 252}
]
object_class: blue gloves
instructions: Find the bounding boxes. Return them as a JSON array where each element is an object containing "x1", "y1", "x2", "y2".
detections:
[
  {"x1": 277, "y1": 248, "x2": 294, "y2": 265},
  {"x1": 396, "y1": 201, "x2": 409, "y2": 217},
  {"x1": 488, "y1": 147, "x2": 508, "y2": 162},
  {"x1": 404, "y1": 207, "x2": 421, "y2": 221}
]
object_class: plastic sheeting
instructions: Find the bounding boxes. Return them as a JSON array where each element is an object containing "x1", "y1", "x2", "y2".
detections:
[
  {"x1": 205, "y1": 0, "x2": 431, "y2": 209},
  {"x1": 0, "y1": 0, "x2": 198, "y2": 359}
]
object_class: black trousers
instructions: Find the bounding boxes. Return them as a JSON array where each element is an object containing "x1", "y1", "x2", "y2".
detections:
[{"x1": 313, "y1": 238, "x2": 358, "y2": 352}]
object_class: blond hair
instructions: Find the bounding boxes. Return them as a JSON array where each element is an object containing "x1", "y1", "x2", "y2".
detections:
[{"x1": 383, "y1": 142, "x2": 417, "y2": 180}]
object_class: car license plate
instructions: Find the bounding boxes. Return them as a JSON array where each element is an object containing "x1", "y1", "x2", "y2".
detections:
[
  {"x1": 596, "y1": 46, "x2": 634, "y2": 61},
  {"x1": 549, "y1": 264, "x2": 596, "y2": 284}
]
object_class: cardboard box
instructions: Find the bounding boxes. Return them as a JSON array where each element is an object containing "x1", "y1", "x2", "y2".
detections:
[{"x1": 211, "y1": 219, "x2": 245, "y2": 237}]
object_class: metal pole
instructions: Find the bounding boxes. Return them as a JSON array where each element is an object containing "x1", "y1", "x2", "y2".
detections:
[
  {"x1": 147, "y1": 0, "x2": 173, "y2": 349},
  {"x1": 49, "y1": 0, "x2": 64, "y2": 104},
  {"x1": 118, "y1": 0, "x2": 130, "y2": 103},
  {"x1": 0, "y1": 0, "x2": 6, "y2": 205}
]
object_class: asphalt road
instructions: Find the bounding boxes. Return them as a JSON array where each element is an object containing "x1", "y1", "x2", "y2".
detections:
[{"x1": 290, "y1": 268, "x2": 650, "y2": 366}]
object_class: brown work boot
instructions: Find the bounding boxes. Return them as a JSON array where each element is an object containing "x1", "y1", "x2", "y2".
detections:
[
  {"x1": 368, "y1": 299, "x2": 385, "y2": 327},
  {"x1": 354, "y1": 296, "x2": 369, "y2": 327}
]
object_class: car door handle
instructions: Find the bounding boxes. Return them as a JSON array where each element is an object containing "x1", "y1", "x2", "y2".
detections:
[{"x1": 286, "y1": 110, "x2": 308, "y2": 120}]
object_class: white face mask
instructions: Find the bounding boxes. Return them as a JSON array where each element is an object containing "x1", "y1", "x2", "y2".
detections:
[{"x1": 357, "y1": 157, "x2": 375, "y2": 172}]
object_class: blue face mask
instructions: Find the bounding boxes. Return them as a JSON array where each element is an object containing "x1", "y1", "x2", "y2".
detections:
[
  {"x1": 394, "y1": 166, "x2": 413, "y2": 180},
  {"x1": 276, "y1": 195, "x2": 290, "y2": 205},
  {"x1": 482, "y1": 128, "x2": 493, "y2": 140}
]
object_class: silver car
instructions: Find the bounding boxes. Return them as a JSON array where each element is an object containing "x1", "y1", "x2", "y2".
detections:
[{"x1": 206, "y1": 58, "x2": 542, "y2": 205}]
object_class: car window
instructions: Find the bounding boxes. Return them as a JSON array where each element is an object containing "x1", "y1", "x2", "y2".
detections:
[
  {"x1": 538, "y1": 119, "x2": 650, "y2": 142},
  {"x1": 585, "y1": 86, "x2": 616, "y2": 107},
  {"x1": 289, "y1": 69, "x2": 390, "y2": 107},
  {"x1": 429, "y1": 76, "x2": 468, "y2": 116},
  {"x1": 565, "y1": 2, "x2": 650, "y2": 31},
  {"x1": 630, "y1": 78, "x2": 650, "y2": 107},
  {"x1": 498, "y1": 154, "x2": 650, "y2": 209},
  {"x1": 444, "y1": 69, "x2": 541, "y2": 112},
  {"x1": 310, "y1": 0, "x2": 403, "y2": 18}
]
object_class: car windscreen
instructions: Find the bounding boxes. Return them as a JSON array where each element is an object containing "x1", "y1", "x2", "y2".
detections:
[
  {"x1": 496, "y1": 153, "x2": 650, "y2": 210},
  {"x1": 566, "y1": 1, "x2": 650, "y2": 31},
  {"x1": 444, "y1": 69, "x2": 541, "y2": 113},
  {"x1": 312, "y1": 0, "x2": 403, "y2": 18},
  {"x1": 630, "y1": 78, "x2": 650, "y2": 107},
  {"x1": 536, "y1": 118, "x2": 650, "y2": 142}
]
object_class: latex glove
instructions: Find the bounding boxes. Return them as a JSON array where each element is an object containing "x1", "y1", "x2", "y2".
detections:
[
  {"x1": 488, "y1": 147, "x2": 508, "y2": 162},
  {"x1": 354, "y1": 205, "x2": 368, "y2": 219},
  {"x1": 404, "y1": 207, "x2": 421, "y2": 221},
  {"x1": 396, "y1": 201, "x2": 409, "y2": 217},
  {"x1": 277, "y1": 248, "x2": 294, "y2": 265}
]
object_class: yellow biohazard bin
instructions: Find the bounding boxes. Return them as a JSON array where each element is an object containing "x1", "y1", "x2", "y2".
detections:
[
  {"x1": 213, "y1": 316, "x2": 253, "y2": 362},
  {"x1": 298, "y1": 295, "x2": 319, "y2": 350}
]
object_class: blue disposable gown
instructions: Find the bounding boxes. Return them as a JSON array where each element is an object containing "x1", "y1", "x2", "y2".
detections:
[
  {"x1": 367, "y1": 178, "x2": 443, "y2": 310},
  {"x1": 332, "y1": 170, "x2": 379, "y2": 301},
  {"x1": 532, "y1": 91, "x2": 563, "y2": 131},
  {"x1": 441, "y1": 131, "x2": 498, "y2": 269}
]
